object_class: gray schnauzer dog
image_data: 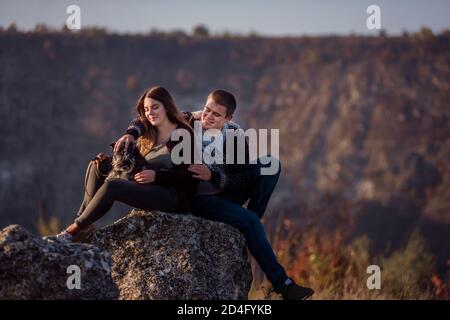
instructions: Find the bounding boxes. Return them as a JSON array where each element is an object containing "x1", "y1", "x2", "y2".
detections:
[{"x1": 105, "y1": 142, "x2": 147, "y2": 182}]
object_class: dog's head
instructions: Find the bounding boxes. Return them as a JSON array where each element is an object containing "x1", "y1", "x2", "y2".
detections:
[{"x1": 106, "y1": 142, "x2": 138, "y2": 181}]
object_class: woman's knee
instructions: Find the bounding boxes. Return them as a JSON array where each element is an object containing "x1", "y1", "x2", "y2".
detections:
[
  {"x1": 86, "y1": 160, "x2": 96, "y2": 176},
  {"x1": 98, "y1": 159, "x2": 112, "y2": 176},
  {"x1": 87, "y1": 159, "x2": 107, "y2": 179}
]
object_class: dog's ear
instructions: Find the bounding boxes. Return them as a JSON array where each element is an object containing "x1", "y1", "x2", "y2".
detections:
[{"x1": 110, "y1": 142, "x2": 116, "y2": 149}]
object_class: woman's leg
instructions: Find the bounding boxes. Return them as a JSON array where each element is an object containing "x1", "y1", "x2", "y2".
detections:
[
  {"x1": 74, "y1": 179, "x2": 177, "y2": 228},
  {"x1": 76, "y1": 159, "x2": 111, "y2": 217}
]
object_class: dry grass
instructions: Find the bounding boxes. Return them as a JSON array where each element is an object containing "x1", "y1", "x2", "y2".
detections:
[{"x1": 248, "y1": 202, "x2": 449, "y2": 300}]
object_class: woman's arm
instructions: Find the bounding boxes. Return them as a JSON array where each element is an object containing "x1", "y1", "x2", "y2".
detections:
[{"x1": 153, "y1": 167, "x2": 196, "y2": 187}]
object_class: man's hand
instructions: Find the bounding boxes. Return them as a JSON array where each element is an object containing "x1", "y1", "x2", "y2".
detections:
[
  {"x1": 134, "y1": 170, "x2": 156, "y2": 184},
  {"x1": 114, "y1": 134, "x2": 135, "y2": 152},
  {"x1": 188, "y1": 164, "x2": 212, "y2": 181}
]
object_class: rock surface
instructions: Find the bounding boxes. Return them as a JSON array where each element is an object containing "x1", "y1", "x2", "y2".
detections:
[
  {"x1": 0, "y1": 224, "x2": 118, "y2": 299},
  {"x1": 89, "y1": 210, "x2": 252, "y2": 299},
  {"x1": 0, "y1": 210, "x2": 252, "y2": 299}
]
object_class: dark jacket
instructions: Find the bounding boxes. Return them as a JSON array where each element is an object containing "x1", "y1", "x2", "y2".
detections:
[{"x1": 132, "y1": 121, "x2": 198, "y2": 213}]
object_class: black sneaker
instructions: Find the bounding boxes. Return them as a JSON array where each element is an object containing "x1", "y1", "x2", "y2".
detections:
[{"x1": 281, "y1": 281, "x2": 315, "y2": 300}]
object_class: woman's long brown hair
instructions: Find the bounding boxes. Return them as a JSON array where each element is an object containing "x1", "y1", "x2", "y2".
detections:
[{"x1": 135, "y1": 86, "x2": 190, "y2": 155}]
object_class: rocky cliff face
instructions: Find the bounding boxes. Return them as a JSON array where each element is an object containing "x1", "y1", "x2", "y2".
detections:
[{"x1": 0, "y1": 210, "x2": 252, "y2": 299}]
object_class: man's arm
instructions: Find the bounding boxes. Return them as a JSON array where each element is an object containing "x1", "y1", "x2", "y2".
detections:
[
  {"x1": 125, "y1": 118, "x2": 145, "y2": 140},
  {"x1": 210, "y1": 164, "x2": 250, "y2": 192},
  {"x1": 209, "y1": 128, "x2": 251, "y2": 192}
]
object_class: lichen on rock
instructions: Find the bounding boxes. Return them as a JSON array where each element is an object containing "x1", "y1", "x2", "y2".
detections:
[{"x1": 0, "y1": 210, "x2": 252, "y2": 300}]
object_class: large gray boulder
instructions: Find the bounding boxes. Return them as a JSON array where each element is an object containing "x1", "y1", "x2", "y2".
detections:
[
  {"x1": 0, "y1": 224, "x2": 118, "y2": 299},
  {"x1": 88, "y1": 210, "x2": 252, "y2": 299},
  {"x1": 0, "y1": 210, "x2": 252, "y2": 299}
]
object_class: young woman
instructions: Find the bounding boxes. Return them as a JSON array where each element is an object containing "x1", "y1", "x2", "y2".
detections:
[{"x1": 57, "y1": 86, "x2": 198, "y2": 241}]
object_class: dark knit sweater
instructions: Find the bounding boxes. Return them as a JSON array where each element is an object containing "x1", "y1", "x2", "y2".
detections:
[{"x1": 137, "y1": 122, "x2": 198, "y2": 212}]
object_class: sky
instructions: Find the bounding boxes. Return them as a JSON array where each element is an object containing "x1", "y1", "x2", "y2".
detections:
[{"x1": 0, "y1": 0, "x2": 449, "y2": 36}]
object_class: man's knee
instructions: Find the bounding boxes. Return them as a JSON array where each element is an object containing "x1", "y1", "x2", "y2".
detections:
[
  {"x1": 262, "y1": 155, "x2": 281, "y2": 177},
  {"x1": 242, "y1": 211, "x2": 263, "y2": 232},
  {"x1": 252, "y1": 155, "x2": 281, "y2": 178}
]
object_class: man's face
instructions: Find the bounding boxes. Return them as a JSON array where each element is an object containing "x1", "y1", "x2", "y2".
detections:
[{"x1": 201, "y1": 98, "x2": 232, "y2": 130}]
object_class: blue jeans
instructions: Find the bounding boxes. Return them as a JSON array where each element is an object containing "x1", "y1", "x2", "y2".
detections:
[
  {"x1": 192, "y1": 156, "x2": 288, "y2": 292},
  {"x1": 218, "y1": 156, "x2": 281, "y2": 219}
]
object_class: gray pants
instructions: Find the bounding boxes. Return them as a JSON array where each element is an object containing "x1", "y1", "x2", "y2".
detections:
[{"x1": 75, "y1": 159, "x2": 178, "y2": 228}]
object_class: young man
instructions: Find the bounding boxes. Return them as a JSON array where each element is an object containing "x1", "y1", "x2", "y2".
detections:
[{"x1": 116, "y1": 89, "x2": 314, "y2": 300}]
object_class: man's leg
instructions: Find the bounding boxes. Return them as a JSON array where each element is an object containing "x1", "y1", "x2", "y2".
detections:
[
  {"x1": 247, "y1": 156, "x2": 281, "y2": 219},
  {"x1": 192, "y1": 194, "x2": 289, "y2": 293}
]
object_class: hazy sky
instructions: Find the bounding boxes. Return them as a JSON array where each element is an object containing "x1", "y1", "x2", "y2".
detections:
[{"x1": 1, "y1": 0, "x2": 449, "y2": 36}]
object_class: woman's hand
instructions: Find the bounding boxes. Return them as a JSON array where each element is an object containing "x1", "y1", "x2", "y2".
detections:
[
  {"x1": 134, "y1": 170, "x2": 156, "y2": 184},
  {"x1": 188, "y1": 164, "x2": 211, "y2": 181},
  {"x1": 114, "y1": 134, "x2": 136, "y2": 152},
  {"x1": 92, "y1": 153, "x2": 110, "y2": 166}
]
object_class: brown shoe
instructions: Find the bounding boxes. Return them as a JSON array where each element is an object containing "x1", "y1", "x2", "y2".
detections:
[{"x1": 73, "y1": 224, "x2": 96, "y2": 243}]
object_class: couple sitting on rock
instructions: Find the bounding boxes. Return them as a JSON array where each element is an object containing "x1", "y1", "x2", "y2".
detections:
[{"x1": 56, "y1": 86, "x2": 314, "y2": 300}]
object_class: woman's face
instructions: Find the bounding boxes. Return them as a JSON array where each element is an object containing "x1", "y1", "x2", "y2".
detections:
[{"x1": 143, "y1": 97, "x2": 168, "y2": 127}]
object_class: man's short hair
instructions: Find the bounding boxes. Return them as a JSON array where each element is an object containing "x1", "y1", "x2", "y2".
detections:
[{"x1": 208, "y1": 89, "x2": 236, "y2": 117}]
